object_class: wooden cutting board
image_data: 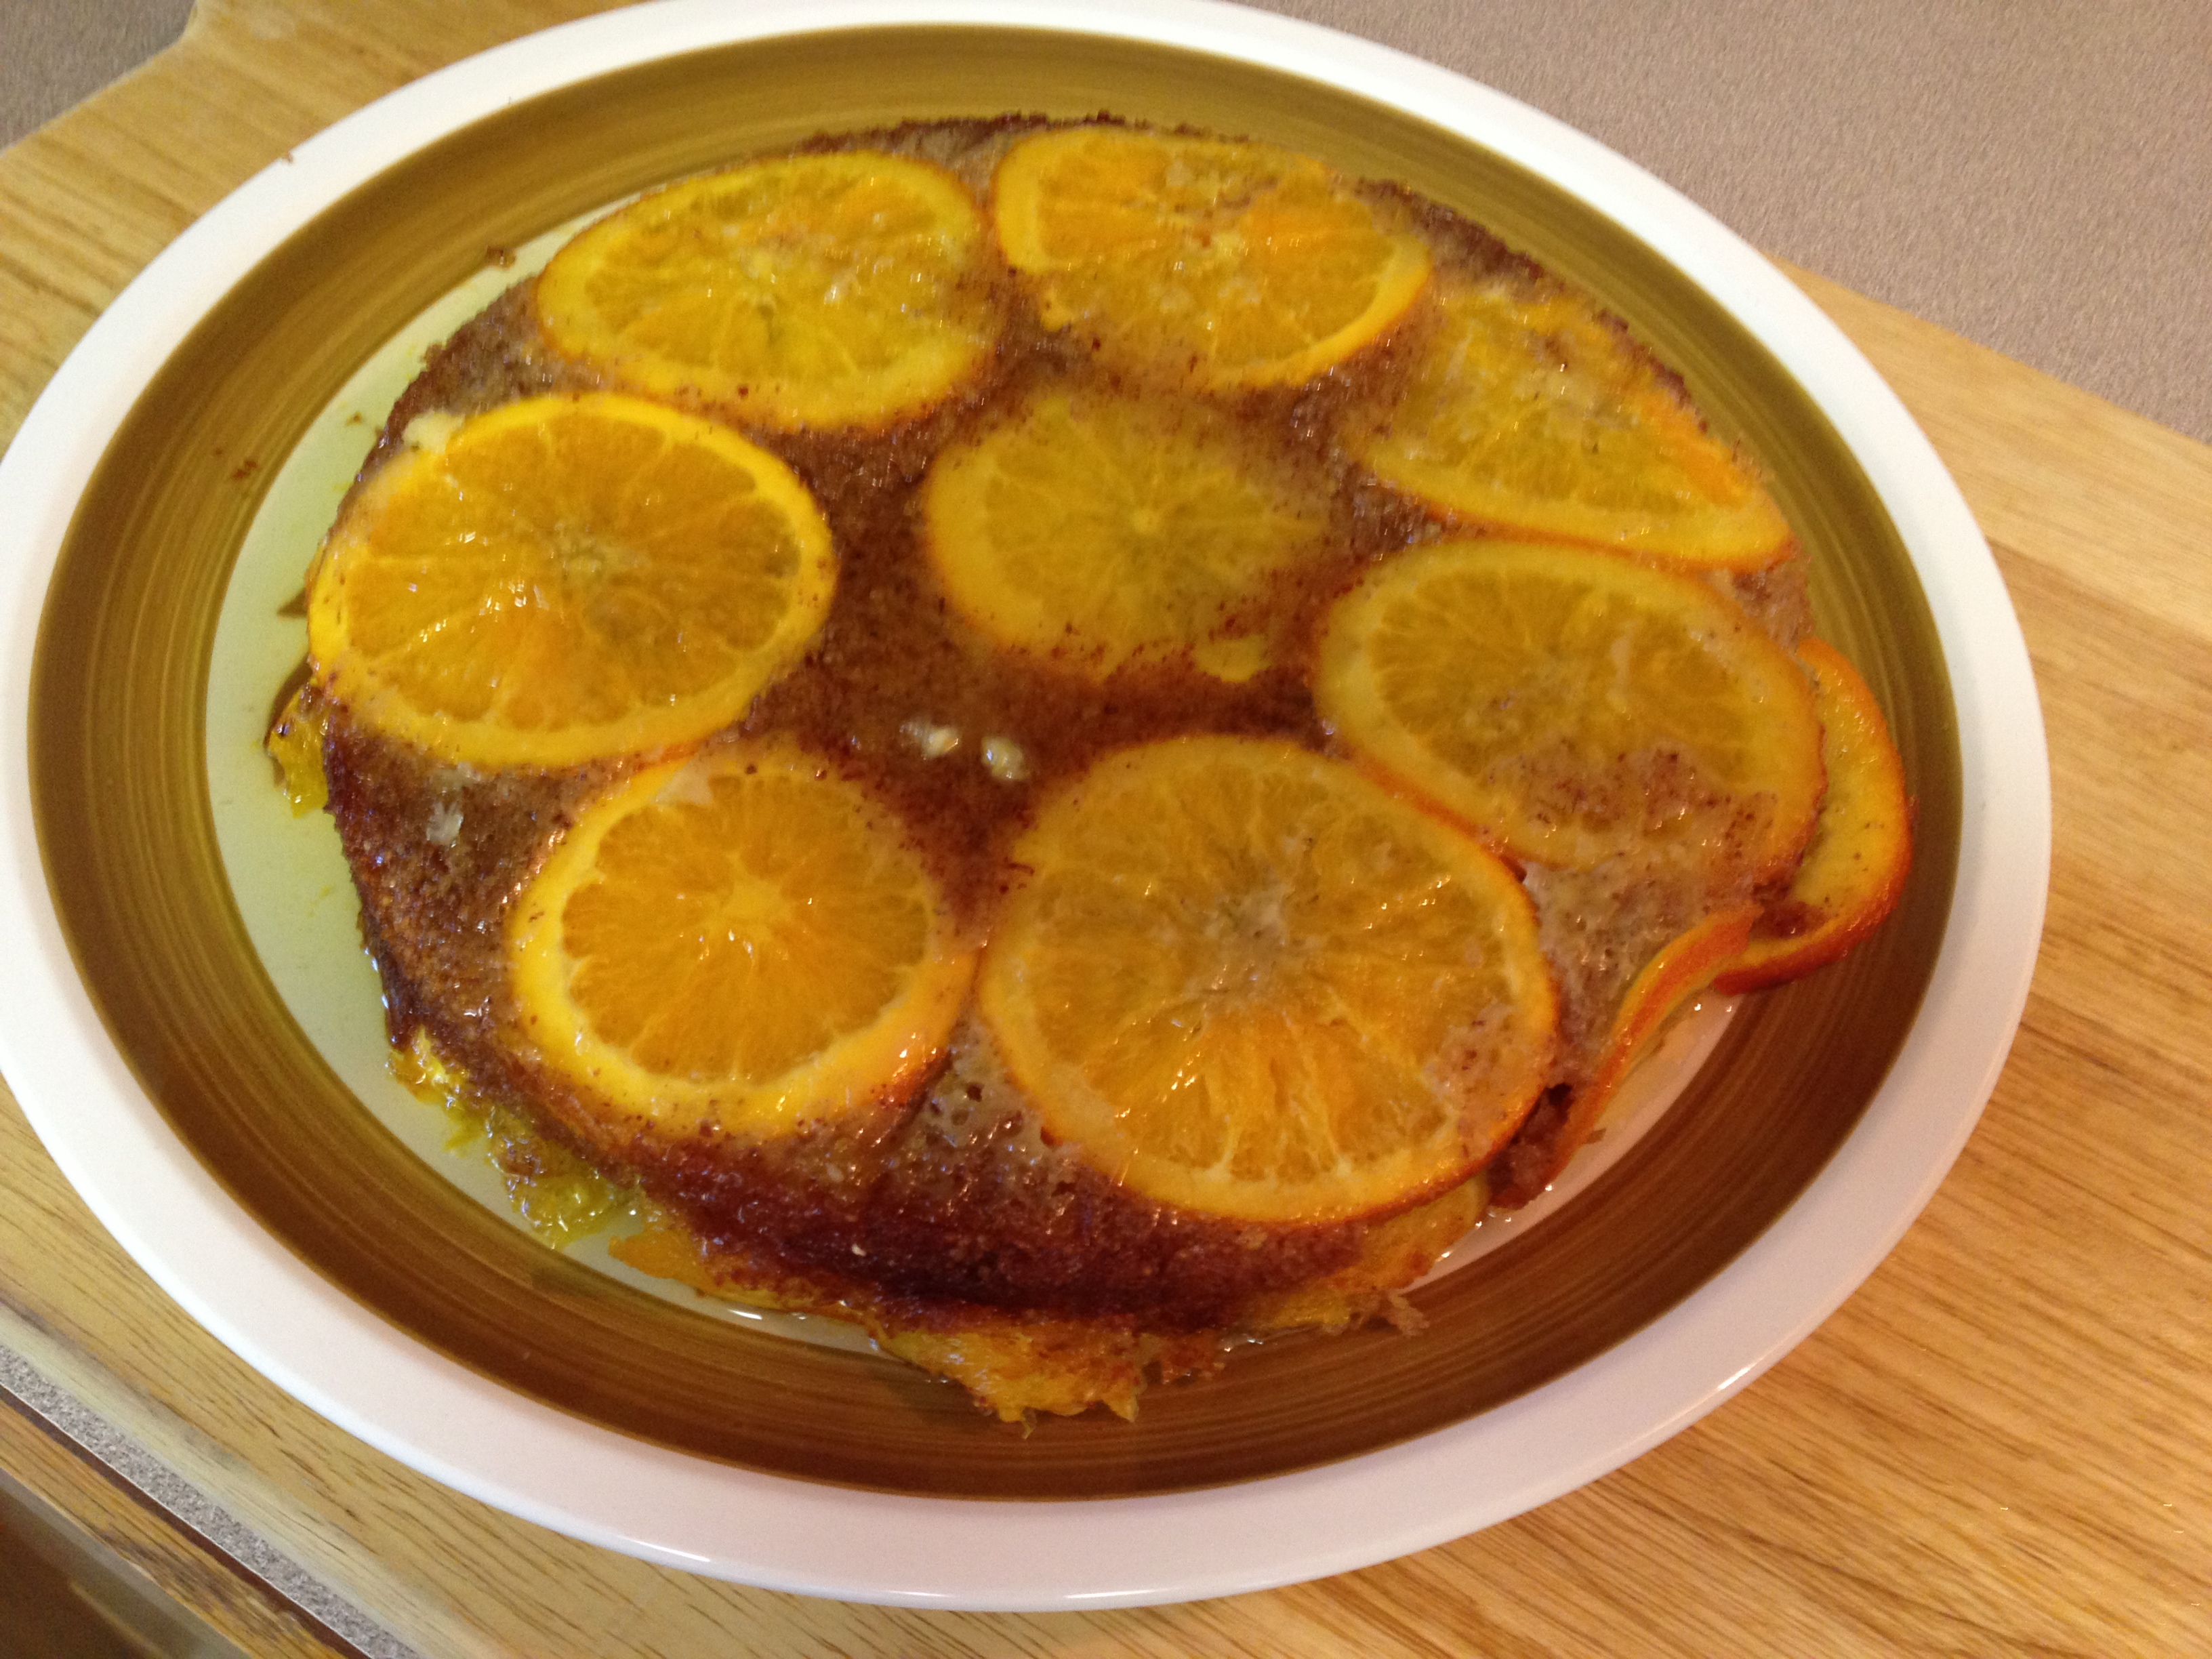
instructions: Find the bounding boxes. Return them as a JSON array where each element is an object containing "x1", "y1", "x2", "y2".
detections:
[{"x1": 1, "y1": 3, "x2": 2207, "y2": 1653}]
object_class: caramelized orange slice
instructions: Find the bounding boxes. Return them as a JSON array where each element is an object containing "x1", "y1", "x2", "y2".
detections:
[
  {"x1": 979, "y1": 736, "x2": 1556, "y2": 1225},
  {"x1": 1359, "y1": 279, "x2": 1792, "y2": 567},
  {"x1": 922, "y1": 388, "x2": 1335, "y2": 680},
  {"x1": 994, "y1": 125, "x2": 1431, "y2": 389},
  {"x1": 535, "y1": 152, "x2": 998, "y2": 430},
  {"x1": 308, "y1": 393, "x2": 834, "y2": 769},
  {"x1": 1315, "y1": 538, "x2": 1824, "y2": 880},
  {"x1": 1716, "y1": 639, "x2": 1912, "y2": 991},
  {"x1": 508, "y1": 745, "x2": 973, "y2": 1136}
]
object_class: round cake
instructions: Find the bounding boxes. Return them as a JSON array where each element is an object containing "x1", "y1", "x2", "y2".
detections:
[{"x1": 274, "y1": 117, "x2": 1911, "y2": 1421}]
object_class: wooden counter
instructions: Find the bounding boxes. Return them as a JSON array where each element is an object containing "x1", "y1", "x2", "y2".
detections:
[{"x1": 2, "y1": 3, "x2": 2206, "y2": 1652}]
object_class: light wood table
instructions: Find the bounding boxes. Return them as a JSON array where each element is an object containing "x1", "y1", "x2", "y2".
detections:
[{"x1": 3, "y1": 3, "x2": 2207, "y2": 1653}]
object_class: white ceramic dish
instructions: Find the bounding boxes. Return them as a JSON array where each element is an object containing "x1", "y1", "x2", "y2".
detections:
[{"x1": 0, "y1": 0, "x2": 2049, "y2": 1610}]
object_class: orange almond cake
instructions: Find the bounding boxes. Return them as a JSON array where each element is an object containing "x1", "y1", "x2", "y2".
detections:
[{"x1": 272, "y1": 117, "x2": 1912, "y2": 1422}]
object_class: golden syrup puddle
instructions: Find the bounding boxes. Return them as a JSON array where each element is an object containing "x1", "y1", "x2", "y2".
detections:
[
  {"x1": 269, "y1": 710, "x2": 634, "y2": 1250},
  {"x1": 390, "y1": 1028, "x2": 632, "y2": 1249},
  {"x1": 266, "y1": 684, "x2": 328, "y2": 816}
]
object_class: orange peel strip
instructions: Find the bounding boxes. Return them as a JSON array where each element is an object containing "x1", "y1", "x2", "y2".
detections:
[
  {"x1": 1501, "y1": 903, "x2": 1759, "y2": 1205},
  {"x1": 1715, "y1": 638, "x2": 1913, "y2": 992}
]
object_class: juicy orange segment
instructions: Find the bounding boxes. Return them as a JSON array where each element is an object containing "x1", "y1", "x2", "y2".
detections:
[
  {"x1": 978, "y1": 737, "x2": 1556, "y2": 1225},
  {"x1": 1716, "y1": 639, "x2": 1912, "y2": 992},
  {"x1": 308, "y1": 394, "x2": 834, "y2": 769},
  {"x1": 508, "y1": 746, "x2": 974, "y2": 1136},
  {"x1": 535, "y1": 152, "x2": 998, "y2": 430},
  {"x1": 1359, "y1": 279, "x2": 1792, "y2": 567},
  {"x1": 922, "y1": 389, "x2": 1335, "y2": 680},
  {"x1": 993, "y1": 125, "x2": 1431, "y2": 390},
  {"x1": 1315, "y1": 538, "x2": 1824, "y2": 879}
]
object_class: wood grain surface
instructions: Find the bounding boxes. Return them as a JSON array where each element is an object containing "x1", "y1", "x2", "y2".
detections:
[
  {"x1": 0, "y1": 1394, "x2": 358, "y2": 1657},
  {"x1": 2, "y1": 2, "x2": 2207, "y2": 1654}
]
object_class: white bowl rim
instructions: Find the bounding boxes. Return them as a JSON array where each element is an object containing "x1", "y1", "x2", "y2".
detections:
[{"x1": 0, "y1": 0, "x2": 2050, "y2": 1612}]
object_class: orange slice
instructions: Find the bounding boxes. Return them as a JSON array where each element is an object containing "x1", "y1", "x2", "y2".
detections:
[
  {"x1": 1359, "y1": 279, "x2": 1792, "y2": 567},
  {"x1": 1715, "y1": 639, "x2": 1912, "y2": 991},
  {"x1": 535, "y1": 152, "x2": 998, "y2": 430},
  {"x1": 1315, "y1": 538, "x2": 1824, "y2": 878},
  {"x1": 508, "y1": 745, "x2": 973, "y2": 1136},
  {"x1": 978, "y1": 736, "x2": 1556, "y2": 1225},
  {"x1": 993, "y1": 125, "x2": 1431, "y2": 390},
  {"x1": 921, "y1": 389, "x2": 1335, "y2": 680},
  {"x1": 308, "y1": 393, "x2": 834, "y2": 769}
]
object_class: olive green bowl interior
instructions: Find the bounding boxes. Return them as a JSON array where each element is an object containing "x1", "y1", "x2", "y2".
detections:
[{"x1": 28, "y1": 26, "x2": 1958, "y2": 1500}]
